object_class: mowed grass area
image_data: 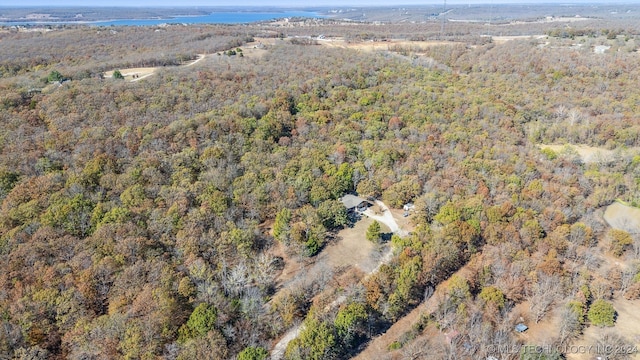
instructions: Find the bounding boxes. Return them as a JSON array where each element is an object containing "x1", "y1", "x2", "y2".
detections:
[
  {"x1": 103, "y1": 54, "x2": 207, "y2": 82},
  {"x1": 604, "y1": 201, "x2": 640, "y2": 233},
  {"x1": 538, "y1": 144, "x2": 640, "y2": 164},
  {"x1": 567, "y1": 298, "x2": 640, "y2": 360},
  {"x1": 104, "y1": 67, "x2": 156, "y2": 81}
]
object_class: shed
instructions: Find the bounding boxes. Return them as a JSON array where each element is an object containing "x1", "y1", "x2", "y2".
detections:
[
  {"x1": 340, "y1": 194, "x2": 371, "y2": 212},
  {"x1": 515, "y1": 323, "x2": 528, "y2": 333}
]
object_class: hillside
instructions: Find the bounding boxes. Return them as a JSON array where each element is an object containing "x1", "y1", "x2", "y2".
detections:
[{"x1": 1, "y1": 11, "x2": 640, "y2": 360}]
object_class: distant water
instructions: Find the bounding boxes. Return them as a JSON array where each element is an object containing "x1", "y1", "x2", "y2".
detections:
[{"x1": 2, "y1": 11, "x2": 324, "y2": 26}]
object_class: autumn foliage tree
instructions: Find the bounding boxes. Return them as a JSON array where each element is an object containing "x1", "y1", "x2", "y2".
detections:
[{"x1": 1, "y1": 17, "x2": 639, "y2": 360}]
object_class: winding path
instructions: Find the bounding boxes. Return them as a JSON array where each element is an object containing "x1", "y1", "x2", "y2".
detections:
[
  {"x1": 270, "y1": 200, "x2": 407, "y2": 359},
  {"x1": 363, "y1": 200, "x2": 408, "y2": 237},
  {"x1": 271, "y1": 325, "x2": 303, "y2": 359},
  {"x1": 104, "y1": 54, "x2": 207, "y2": 82},
  {"x1": 183, "y1": 53, "x2": 206, "y2": 67}
]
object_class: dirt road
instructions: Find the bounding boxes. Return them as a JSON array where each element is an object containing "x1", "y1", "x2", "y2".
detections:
[
  {"x1": 270, "y1": 200, "x2": 407, "y2": 359},
  {"x1": 363, "y1": 200, "x2": 409, "y2": 237},
  {"x1": 104, "y1": 54, "x2": 206, "y2": 82}
]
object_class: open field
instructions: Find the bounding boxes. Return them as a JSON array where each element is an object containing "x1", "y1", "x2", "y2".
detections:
[
  {"x1": 103, "y1": 67, "x2": 156, "y2": 81},
  {"x1": 567, "y1": 298, "x2": 640, "y2": 360},
  {"x1": 491, "y1": 34, "x2": 547, "y2": 44},
  {"x1": 270, "y1": 202, "x2": 399, "y2": 301},
  {"x1": 103, "y1": 54, "x2": 207, "y2": 82},
  {"x1": 318, "y1": 38, "x2": 462, "y2": 52},
  {"x1": 324, "y1": 217, "x2": 384, "y2": 273},
  {"x1": 539, "y1": 144, "x2": 640, "y2": 164},
  {"x1": 101, "y1": 37, "x2": 273, "y2": 82},
  {"x1": 604, "y1": 202, "x2": 640, "y2": 234}
]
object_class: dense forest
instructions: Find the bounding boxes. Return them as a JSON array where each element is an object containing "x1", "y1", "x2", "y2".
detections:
[{"x1": 1, "y1": 13, "x2": 640, "y2": 360}]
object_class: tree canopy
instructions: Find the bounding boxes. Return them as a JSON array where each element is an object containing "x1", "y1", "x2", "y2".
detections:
[{"x1": 1, "y1": 17, "x2": 640, "y2": 360}]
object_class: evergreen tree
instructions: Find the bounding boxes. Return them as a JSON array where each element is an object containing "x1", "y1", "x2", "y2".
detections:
[
  {"x1": 237, "y1": 346, "x2": 268, "y2": 360},
  {"x1": 113, "y1": 70, "x2": 125, "y2": 80},
  {"x1": 273, "y1": 208, "x2": 292, "y2": 244},
  {"x1": 366, "y1": 220, "x2": 381, "y2": 243},
  {"x1": 587, "y1": 299, "x2": 616, "y2": 327},
  {"x1": 47, "y1": 70, "x2": 64, "y2": 83}
]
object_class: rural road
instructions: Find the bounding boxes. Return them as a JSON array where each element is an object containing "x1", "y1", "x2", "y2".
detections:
[
  {"x1": 105, "y1": 54, "x2": 207, "y2": 82},
  {"x1": 130, "y1": 73, "x2": 154, "y2": 82},
  {"x1": 130, "y1": 54, "x2": 206, "y2": 81},
  {"x1": 184, "y1": 53, "x2": 206, "y2": 67},
  {"x1": 270, "y1": 200, "x2": 406, "y2": 359},
  {"x1": 363, "y1": 200, "x2": 409, "y2": 237},
  {"x1": 271, "y1": 324, "x2": 303, "y2": 359}
]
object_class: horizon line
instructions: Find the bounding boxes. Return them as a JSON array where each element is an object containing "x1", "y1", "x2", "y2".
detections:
[{"x1": 0, "y1": 1, "x2": 633, "y2": 8}]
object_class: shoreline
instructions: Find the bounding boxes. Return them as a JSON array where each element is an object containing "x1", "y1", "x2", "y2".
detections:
[{"x1": 0, "y1": 10, "x2": 325, "y2": 26}]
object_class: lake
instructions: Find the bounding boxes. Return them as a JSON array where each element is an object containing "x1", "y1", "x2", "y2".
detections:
[{"x1": 1, "y1": 11, "x2": 324, "y2": 26}]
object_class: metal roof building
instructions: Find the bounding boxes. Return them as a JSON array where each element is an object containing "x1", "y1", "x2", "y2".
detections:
[{"x1": 340, "y1": 194, "x2": 370, "y2": 212}]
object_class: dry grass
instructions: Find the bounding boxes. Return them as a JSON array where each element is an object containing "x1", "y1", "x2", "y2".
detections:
[
  {"x1": 269, "y1": 216, "x2": 391, "y2": 303},
  {"x1": 604, "y1": 202, "x2": 640, "y2": 234},
  {"x1": 565, "y1": 202, "x2": 640, "y2": 359},
  {"x1": 492, "y1": 35, "x2": 547, "y2": 44},
  {"x1": 354, "y1": 303, "x2": 428, "y2": 360},
  {"x1": 319, "y1": 38, "x2": 462, "y2": 53},
  {"x1": 389, "y1": 208, "x2": 416, "y2": 234},
  {"x1": 325, "y1": 217, "x2": 389, "y2": 273},
  {"x1": 104, "y1": 67, "x2": 157, "y2": 81},
  {"x1": 511, "y1": 301, "x2": 562, "y2": 346},
  {"x1": 239, "y1": 37, "x2": 277, "y2": 59},
  {"x1": 103, "y1": 53, "x2": 208, "y2": 82},
  {"x1": 567, "y1": 299, "x2": 640, "y2": 360},
  {"x1": 538, "y1": 144, "x2": 640, "y2": 164},
  {"x1": 102, "y1": 37, "x2": 457, "y2": 82}
]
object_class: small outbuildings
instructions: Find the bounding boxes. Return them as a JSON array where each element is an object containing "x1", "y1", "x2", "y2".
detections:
[
  {"x1": 515, "y1": 323, "x2": 528, "y2": 333},
  {"x1": 340, "y1": 194, "x2": 371, "y2": 213},
  {"x1": 403, "y1": 203, "x2": 414, "y2": 217}
]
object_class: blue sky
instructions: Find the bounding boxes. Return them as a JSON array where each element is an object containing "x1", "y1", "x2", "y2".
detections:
[{"x1": 0, "y1": 1, "x2": 613, "y2": 7}]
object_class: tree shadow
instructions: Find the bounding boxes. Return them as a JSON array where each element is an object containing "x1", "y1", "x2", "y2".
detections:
[
  {"x1": 381, "y1": 232, "x2": 393, "y2": 243},
  {"x1": 346, "y1": 212, "x2": 363, "y2": 228}
]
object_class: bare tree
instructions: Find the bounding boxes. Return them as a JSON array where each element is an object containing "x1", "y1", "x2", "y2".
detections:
[
  {"x1": 13, "y1": 346, "x2": 49, "y2": 360},
  {"x1": 401, "y1": 336, "x2": 432, "y2": 360},
  {"x1": 424, "y1": 285, "x2": 435, "y2": 302},
  {"x1": 631, "y1": 233, "x2": 640, "y2": 260},
  {"x1": 253, "y1": 252, "x2": 278, "y2": 293},
  {"x1": 557, "y1": 304, "x2": 582, "y2": 346},
  {"x1": 593, "y1": 330, "x2": 635, "y2": 360},
  {"x1": 568, "y1": 109, "x2": 581, "y2": 126},
  {"x1": 240, "y1": 286, "x2": 265, "y2": 320},
  {"x1": 490, "y1": 318, "x2": 520, "y2": 360},
  {"x1": 569, "y1": 222, "x2": 592, "y2": 246},
  {"x1": 222, "y1": 261, "x2": 250, "y2": 297},
  {"x1": 554, "y1": 105, "x2": 567, "y2": 121},
  {"x1": 582, "y1": 249, "x2": 602, "y2": 269},
  {"x1": 465, "y1": 312, "x2": 493, "y2": 359},
  {"x1": 528, "y1": 273, "x2": 561, "y2": 323},
  {"x1": 432, "y1": 293, "x2": 459, "y2": 332},
  {"x1": 620, "y1": 267, "x2": 639, "y2": 296},
  {"x1": 591, "y1": 277, "x2": 613, "y2": 300}
]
